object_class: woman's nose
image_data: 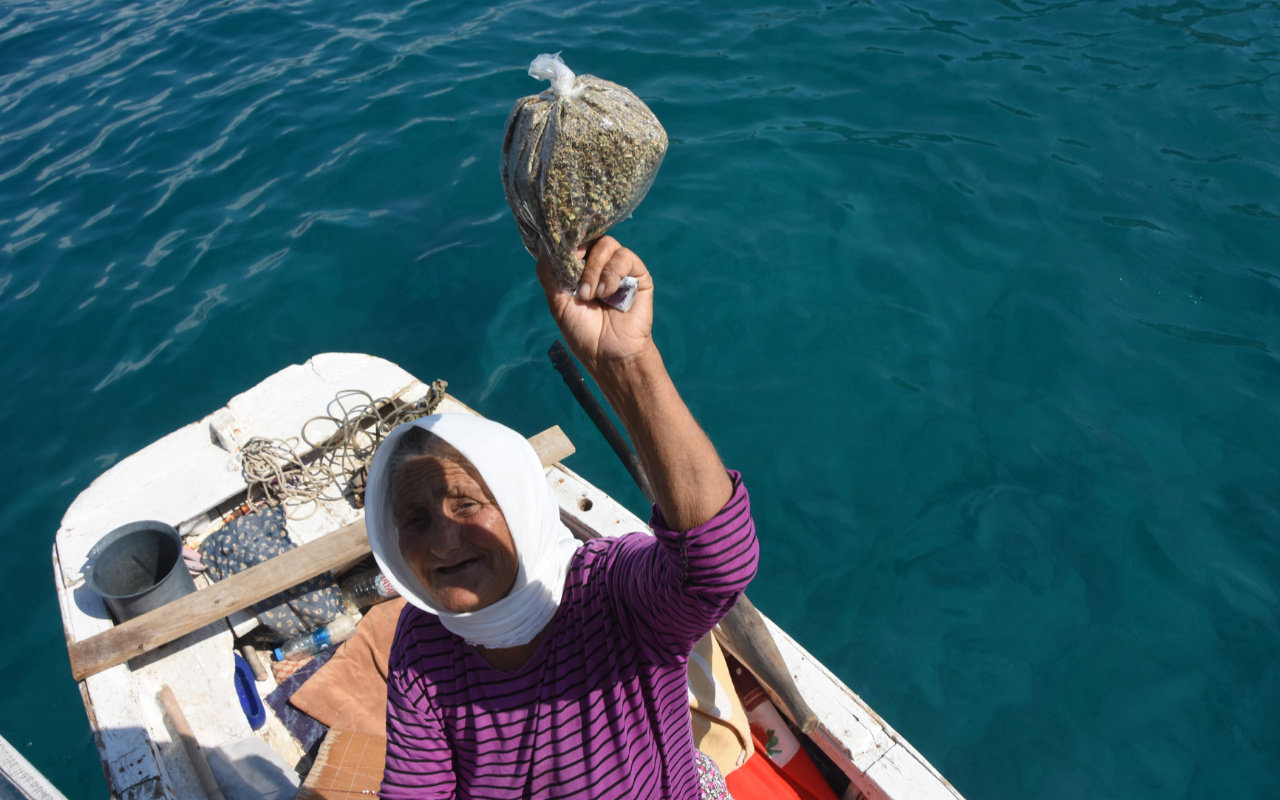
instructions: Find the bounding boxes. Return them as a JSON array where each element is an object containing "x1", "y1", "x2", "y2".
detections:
[{"x1": 427, "y1": 518, "x2": 463, "y2": 559}]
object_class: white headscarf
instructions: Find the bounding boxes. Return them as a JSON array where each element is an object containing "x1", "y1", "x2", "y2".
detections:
[{"x1": 365, "y1": 414, "x2": 581, "y2": 649}]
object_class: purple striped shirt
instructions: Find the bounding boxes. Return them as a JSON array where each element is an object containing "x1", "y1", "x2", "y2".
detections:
[{"x1": 381, "y1": 472, "x2": 758, "y2": 799}]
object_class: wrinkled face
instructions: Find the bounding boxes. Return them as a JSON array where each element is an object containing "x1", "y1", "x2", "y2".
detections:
[{"x1": 394, "y1": 455, "x2": 518, "y2": 613}]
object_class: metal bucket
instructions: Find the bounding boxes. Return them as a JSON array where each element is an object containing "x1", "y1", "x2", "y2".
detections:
[{"x1": 84, "y1": 520, "x2": 196, "y2": 622}]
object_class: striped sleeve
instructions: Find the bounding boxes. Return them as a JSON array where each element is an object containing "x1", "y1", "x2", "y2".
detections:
[
  {"x1": 380, "y1": 613, "x2": 456, "y2": 799},
  {"x1": 607, "y1": 471, "x2": 758, "y2": 659}
]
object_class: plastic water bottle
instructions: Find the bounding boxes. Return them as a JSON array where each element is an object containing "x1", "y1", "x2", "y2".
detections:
[
  {"x1": 341, "y1": 569, "x2": 399, "y2": 608},
  {"x1": 273, "y1": 614, "x2": 358, "y2": 661}
]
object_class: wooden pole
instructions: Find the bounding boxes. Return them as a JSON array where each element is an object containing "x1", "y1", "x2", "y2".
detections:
[
  {"x1": 68, "y1": 427, "x2": 574, "y2": 682},
  {"x1": 238, "y1": 645, "x2": 268, "y2": 682},
  {"x1": 713, "y1": 597, "x2": 820, "y2": 734},
  {"x1": 158, "y1": 686, "x2": 226, "y2": 800},
  {"x1": 548, "y1": 341, "x2": 657, "y2": 504}
]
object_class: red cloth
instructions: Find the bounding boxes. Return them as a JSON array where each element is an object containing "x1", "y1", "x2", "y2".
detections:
[{"x1": 726, "y1": 726, "x2": 840, "y2": 800}]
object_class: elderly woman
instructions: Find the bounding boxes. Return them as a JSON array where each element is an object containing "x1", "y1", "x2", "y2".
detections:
[{"x1": 365, "y1": 238, "x2": 758, "y2": 799}]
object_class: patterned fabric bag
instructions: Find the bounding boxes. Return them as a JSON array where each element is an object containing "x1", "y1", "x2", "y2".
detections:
[{"x1": 199, "y1": 506, "x2": 343, "y2": 640}]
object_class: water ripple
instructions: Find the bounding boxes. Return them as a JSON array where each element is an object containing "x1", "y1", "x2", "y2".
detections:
[
  {"x1": 146, "y1": 135, "x2": 229, "y2": 216},
  {"x1": 291, "y1": 209, "x2": 355, "y2": 238},
  {"x1": 93, "y1": 337, "x2": 172, "y2": 391},
  {"x1": 0, "y1": 142, "x2": 53, "y2": 183},
  {"x1": 175, "y1": 284, "x2": 228, "y2": 333},
  {"x1": 246, "y1": 247, "x2": 290, "y2": 276},
  {"x1": 10, "y1": 201, "x2": 60, "y2": 237},
  {"x1": 140, "y1": 229, "x2": 184, "y2": 267},
  {"x1": 0, "y1": 105, "x2": 80, "y2": 147}
]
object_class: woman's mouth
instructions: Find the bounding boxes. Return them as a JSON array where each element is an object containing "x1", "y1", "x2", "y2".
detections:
[{"x1": 435, "y1": 557, "x2": 482, "y2": 576}]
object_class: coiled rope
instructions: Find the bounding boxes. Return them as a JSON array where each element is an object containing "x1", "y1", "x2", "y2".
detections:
[{"x1": 239, "y1": 379, "x2": 447, "y2": 519}]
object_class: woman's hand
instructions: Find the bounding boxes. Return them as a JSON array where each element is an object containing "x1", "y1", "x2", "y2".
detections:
[
  {"x1": 535, "y1": 235, "x2": 732, "y2": 529},
  {"x1": 536, "y1": 236, "x2": 656, "y2": 377}
]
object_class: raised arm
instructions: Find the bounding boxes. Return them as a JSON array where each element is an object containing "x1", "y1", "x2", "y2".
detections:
[{"x1": 535, "y1": 237, "x2": 733, "y2": 530}]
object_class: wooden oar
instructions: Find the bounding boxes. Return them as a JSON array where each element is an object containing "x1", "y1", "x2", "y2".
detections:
[
  {"x1": 547, "y1": 342, "x2": 820, "y2": 734},
  {"x1": 548, "y1": 342, "x2": 656, "y2": 503},
  {"x1": 159, "y1": 686, "x2": 227, "y2": 800},
  {"x1": 68, "y1": 426, "x2": 575, "y2": 682}
]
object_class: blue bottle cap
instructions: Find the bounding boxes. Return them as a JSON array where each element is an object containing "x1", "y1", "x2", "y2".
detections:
[{"x1": 273, "y1": 648, "x2": 284, "y2": 661}]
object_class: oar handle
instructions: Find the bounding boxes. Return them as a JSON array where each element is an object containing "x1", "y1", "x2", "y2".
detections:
[
  {"x1": 716, "y1": 596, "x2": 821, "y2": 734},
  {"x1": 546, "y1": 341, "x2": 820, "y2": 734},
  {"x1": 160, "y1": 685, "x2": 227, "y2": 800},
  {"x1": 548, "y1": 341, "x2": 657, "y2": 505}
]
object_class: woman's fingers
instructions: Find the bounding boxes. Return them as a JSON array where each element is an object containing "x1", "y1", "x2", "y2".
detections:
[
  {"x1": 594, "y1": 264, "x2": 623, "y2": 300},
  {"x1": 533, "y1": 235, "x2": 656, "y2": 370},
  {"x1": 577, "y1": 236, "x2": 637, "y2": 300},
  {"x1": 537, "y1": 235, "x2": 652, "y2": 320}
]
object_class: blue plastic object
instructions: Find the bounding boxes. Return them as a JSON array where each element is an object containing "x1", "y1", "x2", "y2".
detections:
[{"x1": 233, "y1": 654, "x2": 266, "y2": 730}]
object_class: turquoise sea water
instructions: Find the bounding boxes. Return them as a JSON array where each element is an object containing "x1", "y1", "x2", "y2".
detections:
[{"x1": 2, "y1": 0, "x2": 1278, "y2": 797}]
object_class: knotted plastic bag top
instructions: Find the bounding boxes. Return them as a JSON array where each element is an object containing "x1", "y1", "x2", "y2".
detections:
[{"x1": 502, "y1": 54, "x2": 668, "y2": 288}]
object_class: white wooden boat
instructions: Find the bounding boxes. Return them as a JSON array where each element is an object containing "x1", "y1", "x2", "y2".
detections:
[{"x1": 53, "y1": 353, "x2": 964, "y2": 800}]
